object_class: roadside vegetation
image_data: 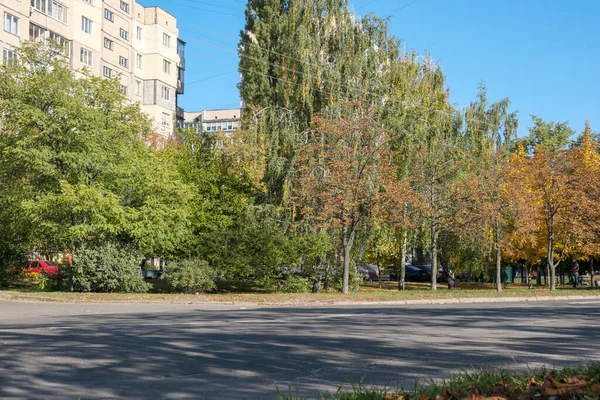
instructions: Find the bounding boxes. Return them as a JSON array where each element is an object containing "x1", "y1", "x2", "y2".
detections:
[
  {"x1": 2, "y1": 0, "x2": 600, "y2": 297},
  {"x1": 279, "y1": 364, "x2": 600, "y2": 399}
]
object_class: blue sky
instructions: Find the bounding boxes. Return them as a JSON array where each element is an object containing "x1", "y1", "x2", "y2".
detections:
[{"x1": 141, "y1": 0, "x2": 599, "y2": 138}]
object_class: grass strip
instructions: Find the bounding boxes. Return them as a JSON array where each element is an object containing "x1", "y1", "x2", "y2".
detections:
[{"x1": 279, "y1": 364, "x2": 600, "y2": 399}]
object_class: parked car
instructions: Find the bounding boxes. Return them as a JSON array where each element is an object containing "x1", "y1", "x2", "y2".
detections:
[
  {"x1": 387, "y1": 265, "x2": 430, "y2": 282},
  {"x1": 141, "y1": 269, "x2": 163, "y2": 279},
  {"x1": 27, "y1": 260, "x2": 59, "y2": 277},
  {"x1": 357, "y1": 263, "x2": 389, "y2": 282}
]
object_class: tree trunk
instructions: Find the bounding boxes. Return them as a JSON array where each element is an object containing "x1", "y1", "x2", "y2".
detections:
[
  {"x1": 341, "y1": 226, "x2": 355, "y2": 295},
  {"x1": 591, "y1": 259, "x2": 595, "y2": 288},
  {"x1": 495, "y1": 220, "x2": 502, "y2": 292},
  {"x1": 548, "y1": 214, "x2": 556, "y2": 291},
  {"x1": 323, "y1": 260, "x2": 330, "y2": 291},
  {"x1": 376, "y1": 250, "x2": 382, "y2": 289},
  {"x1": 398, "y1": 229, "x2": 407, "y2": 291},
  {"x1": 430, "y1": 219, "x2": 438, "y2": 291}
]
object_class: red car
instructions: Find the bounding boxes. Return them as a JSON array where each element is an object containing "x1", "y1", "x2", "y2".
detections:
[{"x1": 28, "y1": 260, "x2": 59, "y2": 276}]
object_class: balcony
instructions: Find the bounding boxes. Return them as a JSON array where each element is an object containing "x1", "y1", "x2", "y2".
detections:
[
  {"x1": 177, "y1": 79, "x2": 184, "y2": 94},
  {"x1": 176, "y1": 107, "x2": 184, "y2": 121}
]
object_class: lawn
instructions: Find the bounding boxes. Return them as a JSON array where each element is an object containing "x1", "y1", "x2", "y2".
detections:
[{"x1": 1, "y1": 280, "x2": 599, "y2": 304}]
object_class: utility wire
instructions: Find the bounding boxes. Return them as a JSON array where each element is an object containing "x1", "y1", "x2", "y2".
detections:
[{"x1": 387, "y1": 0, "x2": 422, "y2": 17}]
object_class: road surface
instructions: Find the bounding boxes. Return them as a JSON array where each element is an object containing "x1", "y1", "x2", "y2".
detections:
[{"x1": 1, "y1": 299, "x2": 599, "y2": 399}]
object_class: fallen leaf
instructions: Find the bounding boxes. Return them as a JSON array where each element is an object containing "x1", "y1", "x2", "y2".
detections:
[
  {"x1": 541, "y1": 375, "x2": 590, "y2": 396},
  {"x1": 435, "y1": 389, "x2": 456, "y2": 400},
  {"x1": 382, "y1": 394, "x2": 404, "y2": 400},
  {"x1": 525, "y1": 377, "x2": 538, "y2": 390}
]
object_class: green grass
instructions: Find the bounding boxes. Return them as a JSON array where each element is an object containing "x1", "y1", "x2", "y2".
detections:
[
  {"x1": 1, "y1": 280, "x2": 599, "y2": 303},
  {"x1": 278, "y1": 364, "x2": 600, "y2": 399}
]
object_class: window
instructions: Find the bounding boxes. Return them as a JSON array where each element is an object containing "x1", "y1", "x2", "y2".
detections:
[
  {"x1": 163, "y1": 59, "x2": 171, "y2": 74},
  {"x1": 31, "y1": 0, "x2": 46, "y2": 13},
  {"x1": 4, "y1": 13, "x2": 19, "y2": 35},
  {"x1": 119, "y1": 28, "x2": 128, "y2": 40},
  {"x1": 120, "y1": 1, "x2": 129, "y2": 13},
  {"x1": 136, "y1": 26, "x2": 142, "y2": 40},
  {"x1": 104, "y1": 9, "x2": 114, "y2": 21},
  {"x1": 162, "y1": 112, "x2": 170, "y2": 127},
  {"x1": 29, "y1": 23, "x2": 47, "y2": 41},
  {"x1": 177, "y1": 40, "x2": 185, "y2": 58},
  {"x1": 3, "y1": 48, "x2": 17, "y2": 62},
  {"x1": 82, "y1": 0, "x2": 93, "y2": 4},
  {"x1": 80, "y1": 47, "x2": 92, "y2": 67},
  {"x1": 119, "y1": 56, "x2": 128, "y2": 68},
  {"x1": 48, "y1": 31, "x2": 70, "y2": 57},
  {"x1": 81, "y1": 17, "x2": 92, "y2": 34},
  {"x1": 103, "y1": 66, "x2": 112, "y2": 77},
  {"x1": 135, "y1": 80, "x2": 141, "y2": 96},
  {"x1": 161, "y1": 86, "x2": 170, "y2": 101},
  {"x1": 119, "y1": 84, "x2": 128, "y2": 95},
  {"x1": 48, "y1": 0, "x2": 66, "y2": 23},
  {"x1": 162, "y1": 33, "x2": 171, "y2": 48},
  {"x1": 104, "y1": 37, "x2": 113, "y2": 50},
  {"x1": 136, "y1": 53, "x2": 142, "y2": 68},
  {"x1": 30, "y1": 0, "x2": 67, "y2": 23}
]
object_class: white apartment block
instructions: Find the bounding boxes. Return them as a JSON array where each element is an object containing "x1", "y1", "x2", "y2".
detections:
[
  {"x1": 184, "y1": 108, "x2": 242, "y2": 133},
  {"x1": 1, "y1": 0, "x2": 185, "y2": 140}
]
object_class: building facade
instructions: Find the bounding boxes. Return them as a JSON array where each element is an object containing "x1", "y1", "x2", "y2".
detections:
[
  {"x1": 183, "y1": 108, "x2": 242, "y2": 133},
  {"x1": 1, "y1": 0, "x2": 184, "y2": 140}
]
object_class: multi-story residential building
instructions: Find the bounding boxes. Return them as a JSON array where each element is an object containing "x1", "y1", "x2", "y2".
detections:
[
  {"x1": 1, "y1": 0, "x2": 184, "y2": 141},
  {"x1": 183, "y1": 108, "x2": 243, "y2": 133}
]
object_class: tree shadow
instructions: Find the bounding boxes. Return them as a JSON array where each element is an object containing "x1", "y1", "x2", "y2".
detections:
[{"x1": 1, "y1": 302, "x2": 599, "y2": 399}]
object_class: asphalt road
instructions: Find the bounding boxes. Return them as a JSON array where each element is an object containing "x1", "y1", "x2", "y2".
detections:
[{"x1": 1, "y1": 299, "x2": 600, "y2": 399}]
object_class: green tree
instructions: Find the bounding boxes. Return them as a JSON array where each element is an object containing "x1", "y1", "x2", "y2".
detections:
[
  {"x1": 239, "y1": 0, "x2": 400, "y2": 205},
  {"x1": 461, "y1": 84, "x2": 518, "y2": 291},
  {"x1": 523, "y1": 115, "x2": 573, "y2": 153},
  {"x1": 0, "y1": 42, "x2": 193, "y2": 267}
]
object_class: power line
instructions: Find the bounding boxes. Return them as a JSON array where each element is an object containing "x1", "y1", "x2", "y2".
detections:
[
  {"x1": 180, "y1": 30, "x2": 509, "y2": 130},
  {"x1": 387, "y1": 0, "x2": 423, "y2": 17},
  {"x1": 356, "y1": 0, "x2": 380, "y2": 11},
  {"x1": 23, "y1": 1, "x2": 508, "y2": 130},
  {"x1": 186, "y1": 70, "x2": 238, "y2": 86}
]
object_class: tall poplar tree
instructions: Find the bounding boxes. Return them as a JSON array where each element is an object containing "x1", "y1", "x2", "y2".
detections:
[{"x1": 239, "y1": 0, "x2": 399, "y2": 205}]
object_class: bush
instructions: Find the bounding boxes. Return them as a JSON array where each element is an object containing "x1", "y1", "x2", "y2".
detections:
[
  {"x1": 165, "y1": 259, "x2": 216, "y2": 294},
  {"x1": 278, "y1": 274, "x2": 311, "y2": 293},
  {"x1": 69, "y1": 242, "x2": 150, "y2": 293}
]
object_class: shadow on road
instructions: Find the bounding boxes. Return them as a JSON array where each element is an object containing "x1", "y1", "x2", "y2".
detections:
[{"x1": 1, "y1": 302, "x2": 599, "y2": 399}]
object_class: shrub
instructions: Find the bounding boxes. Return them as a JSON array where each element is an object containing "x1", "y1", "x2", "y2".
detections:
[
  {"x1": 278, "y1": 274, "x2": 311, "y2": 293},
  {"x1": 165, "y1": 259, "x2": 216, "y2": 294},
  {"x1": 69, "y1": 242, "x2": 150, "y2": 293}
]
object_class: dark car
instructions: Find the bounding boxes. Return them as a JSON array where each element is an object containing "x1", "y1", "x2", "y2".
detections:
[
  {"x1": 388, "y1": 265, "x2": 430, "y2": 282},
  {"x1": 357, "y1": 263, "x2": 389, "y2": 282},
  {"x1": 142, "y1": 269, "x2": 163, "y2": 279}
]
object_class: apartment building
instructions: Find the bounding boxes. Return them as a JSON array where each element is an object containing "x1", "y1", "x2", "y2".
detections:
[
  {"x1": 1, "y1": 0, "x2": 185, "y2": 140},
  {"x1": 183, "y1": 108, "x2": 242, "y2": 133}
]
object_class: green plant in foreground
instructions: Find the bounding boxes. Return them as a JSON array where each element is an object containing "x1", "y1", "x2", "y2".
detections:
[{"x1": 279, "y1": 364, "x2": 600, "y2": 399}]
